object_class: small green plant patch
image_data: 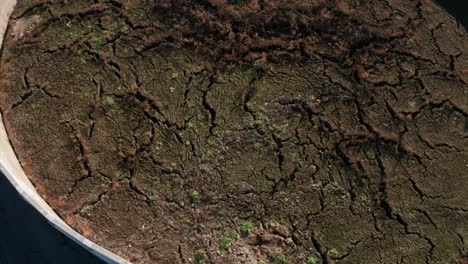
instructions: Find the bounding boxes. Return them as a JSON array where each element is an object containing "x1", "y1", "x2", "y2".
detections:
[
  {"x1": 189, "y1": 191, "x2": 200, "y2": 204},
  {"x1": 219, "y1": 231, "x2": 238, "y2": 252},
  {"x1": 240, "y1": 221, "x2": 254, "y2": 237},
  {"x1": 307, "y1": 256, "x2": 318, "y2": 264},
  {"x1": 194, "y1": 250, "x2": 205, "y2": 264}
]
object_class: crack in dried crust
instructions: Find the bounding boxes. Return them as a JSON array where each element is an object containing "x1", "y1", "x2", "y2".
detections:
[{"x1": 0, "y1": 0, "x2": 467, "y2": 263}]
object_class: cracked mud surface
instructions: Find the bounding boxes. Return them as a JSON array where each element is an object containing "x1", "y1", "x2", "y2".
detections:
[{"x1": 0, "y1": 0, "x2": 467, "y2": 263}]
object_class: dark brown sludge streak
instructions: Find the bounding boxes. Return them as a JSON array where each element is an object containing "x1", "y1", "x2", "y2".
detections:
[{"x1": 0, "y1": 0, "x2": 466, "y2": 263}]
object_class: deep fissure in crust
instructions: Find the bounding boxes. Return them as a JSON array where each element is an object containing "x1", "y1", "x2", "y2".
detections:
[{"x1": 0, "y1": 0, "x2": 467, "y2": 263}]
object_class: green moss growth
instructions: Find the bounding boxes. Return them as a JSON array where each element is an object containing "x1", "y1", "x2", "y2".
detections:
[
  {"x1": 31, "y1": 103, "x2": 41, "y2": 110},
  {"x1": 115, "y1": 170, "x2": 126, "y2": 179},
  {"x1": 253, "y1": 142, "x2": 262, "y2": 150},
  {"x1": 240, "y1": 221, "x2": 254, "y2": 237},
  {"x1": 206, "y1": 150, "x2": 215, "y2": 159},
  {"x1": 307, "y1": 256, "x2": 318, "y2": 264},
  {"x1": 194, "y1": 251, "x2": 205, "y2": 264},
  {"x1": 219, "y1": 231, "x2": 238, "y2": 252},
  {"x1": 189, "y1": 191, "x2": 200, "y2": 204}
]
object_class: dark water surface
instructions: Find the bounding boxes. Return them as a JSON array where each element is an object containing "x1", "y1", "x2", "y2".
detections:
[
  {"x1": 0, "y1": 2, "x2": 466, "y2": 263},
  {"x1": 436, "y1": 0, "x2": 468, "y2": 28},
  {"x1": 0, "y1": 174, "x2": 104, "y2": 264}
]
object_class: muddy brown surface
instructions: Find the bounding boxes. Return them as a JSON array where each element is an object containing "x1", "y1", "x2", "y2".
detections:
[{"x1": 1, "y1": 0, "x2": 467, "y2": 263}]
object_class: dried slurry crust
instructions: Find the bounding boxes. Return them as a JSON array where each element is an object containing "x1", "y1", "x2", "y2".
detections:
[{"x1": 0, "y1": 0, "x2": 467, "y2": 263}]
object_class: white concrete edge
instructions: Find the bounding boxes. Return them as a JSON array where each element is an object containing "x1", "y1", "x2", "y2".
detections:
[{"x1": 0, "y1": 2, "x2": 130, "y2": 263}]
